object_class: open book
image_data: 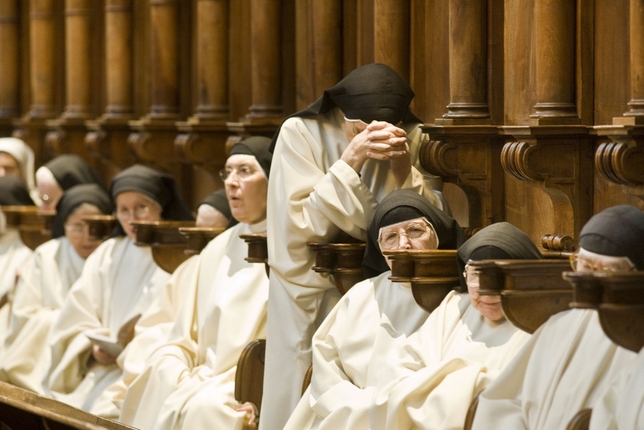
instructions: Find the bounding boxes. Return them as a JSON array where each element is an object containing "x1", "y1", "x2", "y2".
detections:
[{"x1": 84, "y1": 313, "x2": 142, "y2": 357}]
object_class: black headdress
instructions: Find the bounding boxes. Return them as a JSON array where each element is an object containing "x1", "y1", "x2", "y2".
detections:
[
  {"x1": 0, "y1": 176, "x2": 35, "y2": 206},
  {"x1": 44, "y1": 155, "x2": 106, "y2": 191},
  {"x1": 52, "y1": 184, "x2": 113, "y2": 238}
]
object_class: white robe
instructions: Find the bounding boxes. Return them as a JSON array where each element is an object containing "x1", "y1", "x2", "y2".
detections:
[
  {"x1": 284, "y1": 272, "x2": 430, "y2": 430},
  {"x1": 471, "y1": 309, "x2": 637, "y2": 430},
  {"x1": 262, "y1": 108, "x2": 442, "y2": 430},
  {"x1": 369, "y1": 291, "x2": 531, "y2": 430},
  {"x1": 0, "y1": 229, "x2": 34, "y2": 345},
  {"x1": 45, "y1": 236, "x2": 170, "y2": 417},
  {"x1": 119, "y1": 220, "x2": 269, "y2": 430},
  {"x1": 588, "y1": 345, "x2": 644, "y2": 429},
  {"x1": 0, "y1": 237, "x2": 84, "y2": 393}
]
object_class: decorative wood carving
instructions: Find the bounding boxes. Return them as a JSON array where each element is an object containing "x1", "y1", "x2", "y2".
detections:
[
  {"x1": 0, "y1": 206, "x2": 52, "y2": 250},
  {"x1": 420, "y1": 126, "x2": 505, "y2": 228},
  {"x1": 308, "y1": 241, "x2": 365, "y2": 295},
  {"x1": 180, "y1": 226, "x2": 224, "y2": 256},
  {"x1": 501, "y1": 127, "x2": 595, "y2": 240},
  {"x1": 130, "y1": 220, "x2": 195, "y2": 273}
]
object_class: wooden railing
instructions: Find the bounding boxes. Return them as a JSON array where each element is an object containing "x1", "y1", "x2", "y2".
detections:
[{"x1": 1, "y1": 206, "x2": 54, "y2": 250}]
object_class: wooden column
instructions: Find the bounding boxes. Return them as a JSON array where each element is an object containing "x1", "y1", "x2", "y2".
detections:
[
  {"x1": 373, "y1": 0, "x2": 409, "y2": 79},
  {"x1": 294, "y1": 0, "x2": 342, "y2": 109},
  {"x1": 45, "y1": 0, "x2": 97, "y2": 165},
  {"x1": 246, "y1": 0, "x2": 282, "y2": 120},
  {"x1": 27, "y1": 0, "x2": 57, "y2": 120},
  {"x1": 531, "y1": 0, "x2": 578, "y2": 123},
  {"x1": 176, "y1": 0, "x2": 231, "y2": 196},
  {"x1": 441, "y1": 0, "x2": 490, "y2": 122},
  {"x1": 86, "y1": 0, "x2": 136, "y2": 183},
  {"x1": 592, "y1": 0, "x2": 644, "y2": 203},
  {"x1": 0, "y1": 0, "x2": 20, "y2": 134}
]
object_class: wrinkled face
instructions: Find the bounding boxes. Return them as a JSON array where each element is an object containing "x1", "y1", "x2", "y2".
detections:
[
  {"x1": 223, "y1": 155, "x2": 267, "y2": 225},
  {"x1": 196, "y1": 204, "x2": 229, "y2": 228},
  {"x1": 465, "y1": 264, "x2": 505, "y2": 323},
  {"x1": 36, "y1": 168, "x2": 64, "y2": 211},
  {"x1": 65, "y1": 203, "x2": 104, "y2": 259},
  {"x1": 115, "y1": 191, "x2": 163, "y2": 239},
  {"x1": 378, "y1": 217, "x2": 439, "y2": 269},
  {"x1": 573, "y1": 247, "x2": 636, "y2": 273},
  {"x1": 0, "y1": 152, "x2": 21, "y2": 178}
]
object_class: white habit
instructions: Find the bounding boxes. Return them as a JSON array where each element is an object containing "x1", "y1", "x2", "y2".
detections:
[
  {"x1": 471, "y1": 309, "x2": 637, "y2": 430},
  {"x1": 283, "y1": 272, "x2": 430, "y2": 430},
  {"x1": 263, "y1": 108, "x2": 442, "y2": 429},
  {"x1": 119, "y1": 220, "x2": 269, "y2": 430},
  {"x1": 0, "y1": 237, "x2": 84, "y2": 393},
  {"x1": 45, "y1": 236, "x2": 170, "y2": 417},
  {"x1": 0, "y1": 229, "x2": 34, "y2": 344},
  {"x1": 369, "y1": 290, "x2": 531, "y2": 430}
]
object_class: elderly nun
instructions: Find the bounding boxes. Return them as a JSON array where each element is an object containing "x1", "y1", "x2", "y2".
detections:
[{"x1": 119, "y1": 137, "x2": 272, "y2": 430}]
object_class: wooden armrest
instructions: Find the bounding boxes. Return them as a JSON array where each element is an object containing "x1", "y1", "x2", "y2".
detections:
[
  {"x1": 308, "y1": 242, "x2": 336, "y2": 274},
  {"x1": 179, "y1": 226, "x2": 224, "y2": 255},
  {"x1": 83, "y1": 215, "x2": 117, "y2": 241},
  {"x1": 565, "y1": 408, "x2": 592, "y2": 430},
  {"x1": 594, "y1": 272, "x2": 644, "y2": 352},
  {"x1": 473, "y1": 259, "x2": 572, "y2": 333},
  {"x1": 235, "y1": 339, "x2": 266, "y2": 416},
  {"x1": 131, "y1": 220, "x2": 195, "y2": 273},
  {"x1": 308, "y1": 242, "x2": 366, "y2": 295},
  {"x1": 0, "y1": 380, "x2": 135, "y2": 429},
  {"x1": 240, "y1": 234, "x2": 269, "y2": 278},
  {"x1": 1, "y1": 205, "x2": 53, "y2": 250}
]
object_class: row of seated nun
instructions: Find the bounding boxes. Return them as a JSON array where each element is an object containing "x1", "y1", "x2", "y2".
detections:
[{"x1": 0, "y1": 141, "x2": 262, "y2": 421}]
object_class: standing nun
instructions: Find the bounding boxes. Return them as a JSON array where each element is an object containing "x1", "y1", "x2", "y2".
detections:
[
  {"x1": 263, "y1": 63, "x2": 446, "y2": 429},
  {"x1": 284, "y1": 189, "x2": 464, "y2": 430},
  {"x1": 0, "y1": 184, "x2": 113, "y2": 393},
  {"x1": 45, "y1": 164, "x2": 193, "y2": 417}
]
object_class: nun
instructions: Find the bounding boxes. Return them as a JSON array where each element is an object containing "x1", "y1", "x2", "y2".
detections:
[
  {"x1": 368, "y1": 222, "x2": 537, "y2": 429},
  {"x1": 263, "y1": 63, "x2": 446, "y2": 429},
  {"x1": 196, "y1": 188, "x2": 236, "y2": 228},
  {"x1": 283, "y1": 189, "x2": 464, "y2": 430},
  {"x1": 0, "y1": 137, "x2": 39, "y2": 204},
  {"x1": 472, "y1": 205, "x2": 644, "y2": 430},
  {"x1": 118, "y1": 137, "x2": 272, "y2": 430},
  {"x1": 45, "y1": 164, "x2": 193, "y2": 417},
  {"x1": 0, "y1": 184, "x2": 113, "y2": 393},
  {"x1": 0, "y1": 176, "x2": 36, "y2": 344},
  {"x1": 35, "y1": 154, "x2": 105, "y2": 210}
]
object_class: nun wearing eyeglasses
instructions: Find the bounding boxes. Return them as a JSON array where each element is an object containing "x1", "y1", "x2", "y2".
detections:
[
  {"x1": 366, "y1": 222, "x2": 536, "y2": 430},
  {"x1": 0, "y1": 184, "x2": 113, "y2": 394},
  {"x1": 0, "y1": 176, "x2": 36, "y2": 345},
  {"x1": 118, "y1": 137, "x2": 271, "y2": 430},
  {"x1": 282, "y1": 189, "x2": 463, "y2": 430},
  {"x1": 45, "y1": 164, "x2": 193, "y2": 417},
  {"x1": 472, "y1": 206, "x2": 644, "y2": 430},
  {"x1": 263, "y1": 63, "x2": 448, "y2": 429}
]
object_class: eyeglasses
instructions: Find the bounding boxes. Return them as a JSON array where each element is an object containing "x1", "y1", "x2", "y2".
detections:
[
  {"x1": 219, "y1": 165, "x2": 258, "y2": 181},
  {"x1": 64, "y1": 223, "x2": 89, "y2": 236},
  {"x1": 116, "y1": 204, "x2": 153, "y2": 221},
  {"x1": 569, "y1": 253, "x2": 636, "y2": 273},
  {"x1": 378, "y1": 221, "x2": 434, "y2": 249}
]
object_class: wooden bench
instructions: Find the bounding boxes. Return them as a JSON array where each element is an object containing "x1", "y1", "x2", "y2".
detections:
[
  {"x1": 1, "y1": 206, "x2": 54, "y2": 250},
  {"x1": 0, "y1": 381, "x2": 135, "y2": 429}
]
